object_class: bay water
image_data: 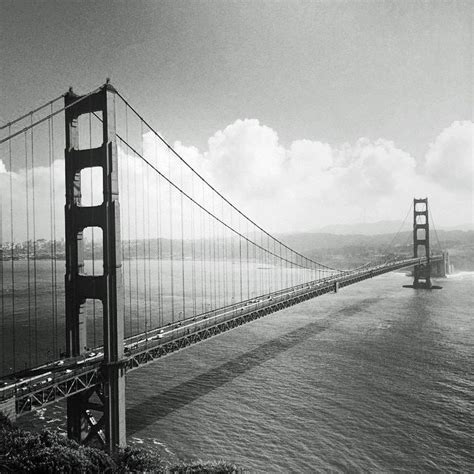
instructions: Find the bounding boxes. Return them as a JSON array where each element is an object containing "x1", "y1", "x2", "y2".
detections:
[{"x1": 19, "y1": 272, "x2": 474, "y2": 471}]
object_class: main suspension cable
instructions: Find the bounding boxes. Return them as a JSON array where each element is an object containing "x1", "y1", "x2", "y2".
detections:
[
  {"x1": 114, "y1": 89, "x2": 345, "y2": 273},
  {"x1": 116, "y1": 134, "x2": 321, "y2": 272},
  {"x1": 0, "y1": 86, "x2": 103, "y2": 145},
  {"x1": 0, "y1": 93, "x2": 64, "y2": 130}
]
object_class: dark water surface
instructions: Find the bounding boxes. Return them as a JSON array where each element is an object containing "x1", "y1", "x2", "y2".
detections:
[{"x1": 20, "y1": 272, "x2": 474, "y2": 472}]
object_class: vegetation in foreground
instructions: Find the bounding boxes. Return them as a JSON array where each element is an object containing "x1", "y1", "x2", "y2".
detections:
[{"x1": 0, "y1": 414, "x2": 240, "y2": 473}]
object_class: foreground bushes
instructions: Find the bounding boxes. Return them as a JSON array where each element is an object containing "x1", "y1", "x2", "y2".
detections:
[{"x1": 0, "y1": 414, "x2": 240, "y2": 473}]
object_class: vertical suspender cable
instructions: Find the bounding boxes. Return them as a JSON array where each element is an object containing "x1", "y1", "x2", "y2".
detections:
[
  {"x1": 141, "y1": 123, "x2": 148, "y2": 336},
  {"x1": 222, "y1": 201, "x2": 227, "y2": 307},
  {"x1": 253, "y1": 225, "x2": 257, "y2": 299},
  {"x1": 168, "y1": 149, "x2": 175, "y2": 323},
  {"x1": 239, "y1": 214, "x2": 243, "y2": 303},
  {"x1": 118, "y1": 116, "x2": 127, "y2": 336},
  {"x1": 119, "y1": 146, "x2": 127, "y2": 336},
  {"x1": 157, "y1": 149, "x2": 163, "y2": 327},
  {"x1": 146, "y1": 137, "x2": 152, "y2": 330},
  {"x1": 125, "y1": 106, "x2": 133, "y2": 336},
  {"x1": 273, "y1": 239, "x2": 276, "y2": 292},
  {"x1": 191, "y1": 172, "x2": 197, "y2": 317},
  {"x1": 222, "y1": 207, "x2": 226, "y2": 308},
  {"x1": 280, "y1": 243, "x2": 283, "y2": 291},
  {"x1": 229, "y1": 206, "x2": 234, "y2": 306},
  {"x1": 267, "y1": 234, "x2": 270, "y2": 294},
  {"x1": 212, "y1": 192, "x2": 216, "y2": 310},
  {"x1": 246, "y1": 218, "x2": 250, "y2": 300},
  {"x1": 153, "y1": 134, "x2": 160, "y2": 327},
  {"x1": 133, "y1": 148, "x2": 140, "y2": 334},
  {"x1": 214, "y1": 197, "x2": 218, "y2": 309},
  {"x1": 154, "y1": 139, "x2": 160, "y2": 326},
  {"x1": 9, "y1": 126, "x2": 15, "y2": 372},
  {"x1": 51, "y1": 108, "x2": 59, "y2": 356},
  {"x1": 30, "y1": 116, "x2": 38, "y2": 364},
  {"x1": 24, "y1": 130, "x2": 32, "y2": 367},
  {"x1": 199, "y1": 204, "x2": 204, "y2": 314},
  {"x1": 48, "y1": 112, "x2": 57, "y2": 355},
  {"x1": 202, "y1": 182, "x2": 207, "y2": 314},
  {"x1": 146, "y1": 127, "x2": 152, "y2": 331},
  {"x1": 221, "y1": 203, "x2": 226, "y2": 307},
  {"x1": 180, "y1": 166, "x2": 186, "y2": 320}
]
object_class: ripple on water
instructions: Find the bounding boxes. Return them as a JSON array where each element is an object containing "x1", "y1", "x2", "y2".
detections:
[{"x1": 16, "y1": 274, "x2": 474, "y2": 471}]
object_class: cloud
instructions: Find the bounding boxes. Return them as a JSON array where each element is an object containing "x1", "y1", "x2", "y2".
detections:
[
  {"x1": 180, "y1": 120, "x2": 473, "y2": 231},
  {"x1": 424, "y1": 121, "x2": 473, "y2": 193},
  {"x1": 205, "y1": 119, "x2": 286, "y2": 200},
  {"x1": 0, "y1": 160, "x2": 65, "y2": 242},
  {"x1": 1, "y1": 120, "x2": 472, "y2": 243},
  {"x1": 171, "y1": 120, "x2": 472, "y2": 231},
  {"x1": 333, "y1": 138, "x2": 416, "y2": 200}
]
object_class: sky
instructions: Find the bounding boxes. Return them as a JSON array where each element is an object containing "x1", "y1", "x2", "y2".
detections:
[{"x1": 1, "y1": 0, "x2": 473, "y2": 233}]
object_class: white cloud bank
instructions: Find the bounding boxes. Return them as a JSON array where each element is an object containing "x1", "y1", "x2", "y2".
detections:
[
  {"x1": 425, "y1": 121, "x2": 473, "y2": 192},
  {"x1": 174, "y1": 119, "x2": 473, "y2": 232},
  {"x1": 1, "y1": 120, "x2": 472, "y2": 241}
]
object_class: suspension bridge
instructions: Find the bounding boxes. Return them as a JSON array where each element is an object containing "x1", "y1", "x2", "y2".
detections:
[{"x1": 0, "y1": 82, "x2": 448, "y2": 452}]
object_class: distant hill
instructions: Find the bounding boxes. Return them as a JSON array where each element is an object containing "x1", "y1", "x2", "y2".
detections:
[
  {"x1": 316, "y1": 220, "x2": 410, "y2": 235},
  {"x1": 277, "y1": 229, "x2": 473, "y2": 252},
  {"x1": 276, "y1": 229, "x2": 474, "y2": 271},
  {"x1": 440, "y1": 223, "x2": 474, "y2": 232},
  {"x1": 315, "y1": 221, "x2": 474, "y2": 235}
]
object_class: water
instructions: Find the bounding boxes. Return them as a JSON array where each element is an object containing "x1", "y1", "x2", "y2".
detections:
[
  {"x1": 0, "y1": 259, "x2": 318, "y2": 375},
  {"x1": 18, "y1": 272, "x2": 474, "y2": 471}
]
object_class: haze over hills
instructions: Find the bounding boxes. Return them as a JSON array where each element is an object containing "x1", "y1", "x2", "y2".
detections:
[
  {"x1": 314, "y1": 221, "x2": 474, "y2": 235},
  {"x1": 316, "y1": 220, "x2": 410, "y2": 235},
  {"x1": 279, "y1": 227, "x2": 474, "y2": 271}
]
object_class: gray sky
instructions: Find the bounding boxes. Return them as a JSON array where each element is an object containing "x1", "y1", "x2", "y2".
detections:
[{"x1": 1, "y1": 0, "x2": 472, "y2": 231}]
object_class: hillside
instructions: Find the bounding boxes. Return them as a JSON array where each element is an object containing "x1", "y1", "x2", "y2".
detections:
[{"x1": 277, "y1": 230, "x2": 474, "y2": 271}]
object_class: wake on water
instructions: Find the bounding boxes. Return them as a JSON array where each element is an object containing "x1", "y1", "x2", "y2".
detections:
[{"x1": 446, "y1": 271, "x2": 474, "y2": 279}]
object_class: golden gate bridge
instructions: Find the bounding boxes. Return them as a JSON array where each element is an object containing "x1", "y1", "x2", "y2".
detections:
[{"x1": 0, "y1": 82, "x2": 447, "y2": 451}]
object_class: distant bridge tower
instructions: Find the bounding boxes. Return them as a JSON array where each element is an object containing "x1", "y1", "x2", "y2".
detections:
[
  {"x1": 64, "y1": 83, "x2": 126, "y2": 452},
  {"x1": 412, "y1": 198, "x2": 432, "y2": 289}
]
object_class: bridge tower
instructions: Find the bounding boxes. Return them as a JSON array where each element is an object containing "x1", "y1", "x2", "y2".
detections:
[
  {"x1": 412, "y1": 197, "x2": 432, "y2": 289},
  {"x1": 64, "y1": 83, "x2": 126, "y2": 452}
]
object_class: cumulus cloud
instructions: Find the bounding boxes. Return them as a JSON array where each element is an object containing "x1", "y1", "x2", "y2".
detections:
[
  {"x1": 425, "y1": 121, "x2": 473, "y2": 193},
  {"x1": 0, "y1": 159, "x2": 65, "y2": 242},
  {"x1": 205, "y1": 119, "x2": 286, "y2": 200},
  {"x1": 170, "y1": 119, "x2": 473, "y2": 232},
  {"x1": 1, "y1": 120, "x2": 472, "y2": 242}
]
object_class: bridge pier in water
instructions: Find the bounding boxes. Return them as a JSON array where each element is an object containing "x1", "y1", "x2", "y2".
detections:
[
  {"x1": 64, "y1": 83, "x2": 126, "y2": 452},
  {"x1": 431, "y1": 251, "x2": 452, "y2": 277}
]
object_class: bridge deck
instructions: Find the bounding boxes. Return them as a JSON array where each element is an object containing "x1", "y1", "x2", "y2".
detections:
[{"x1": 0, "y1": 256, "x2": 441, "y2": 417}]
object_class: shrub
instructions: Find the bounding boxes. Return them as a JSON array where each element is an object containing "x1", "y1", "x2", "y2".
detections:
[
  {"x1": 0, "y1": 422, "x2": 115, "y2": 473},
  {"x1": 115, "y1": 446, "x2": 164, "y2": 472},
  {"x1": 168, "y1": 460, "x2": 241, "y2": 473},
  {"x1": 0, "y1": 412, "x2": 240, "y2": 473}
]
